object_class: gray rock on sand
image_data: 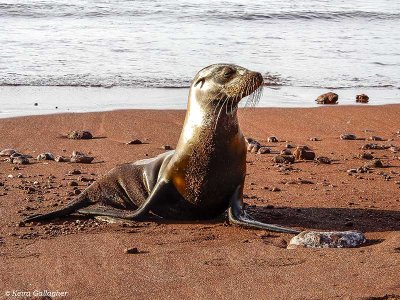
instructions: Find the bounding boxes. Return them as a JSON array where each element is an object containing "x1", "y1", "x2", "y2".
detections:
[
  {"x1": 309, "y1": 137, "x2": 320, "y2": 141},
  {"x1": 340, "y1": 133, "x2": 357, "y2": 140},
  {"x1": 356, "y1": 94, "x2": 369, "y2": 103},
  {"x1": 71, "y1": 156, "x2": 94, "y2": 164},
  {"x1": 315, "y1": 156, "x2": 331, "y2": 164},
  {"x1": 285, "y1": 143, "x2": 294, "y2": 149},
  {"x1": 347, "y1": 166, "x2": 370, "y2": 174},
  {"x1": 287, "y1": 231, "x2": 366, "y2": 249},
  {"x1": 257, "y1": 147, "x2": 271, "y2": 154},
  {"x1": 67, "y1": 130, "x2": 93, "y2": 140},
  {"x1": 70, "y1": 151, "x2": 94, "y2": 164},
  {"x1": 245, "y1": 137, "x2": 261, "y2": 153},
  {"x1": 0, "y1": 149, "x2": 17, "y2": 157},
  {"x1": 368, "y1": 136, "x2": 384, "y2": 141},
  {"x1": 126, "y1": 139, "x2": 143, "y2": 145},
  {"x1": 358, "y1": 152, "x2": 374, "y2": 160},
  {"x1": 37, "y1": 153, "x2": 55, "y2": 161},
  {"x1": 293, "y1": 146, "x2": 315, "y2": 161},
  {"x1": 272, "y1": 155, "x2": 295, "y2": 164},
  {"x1": 361, "y1": 143, "x2": 389, "y2": 150},
  {"x1": 55, "y1": 155, "x2": 70, "y2": 162},
  {"x1": 280, "y1": 148, "x2": 292, "y2": 155},
  {"x1": 124, "y1": 247, "x2": 139, "y2": 254},
  {"x1": 267, "y1": 136, "x2": 279, "y2": 143},
  {"x1": 11, "y1": 156, "x2": 29, "y2": 165},
  {"x1": 365, "y1": 159, "x2": 384, "y2": 168},
  {"x1": 244, "y1": 137, "x2": 257, "y2": 144},
  {"x1": 316, "y1": 92, "x2": 338, "y2": 105},
  {"x1": 389, "y1": 146, "x2": 399, "y2": 153}
]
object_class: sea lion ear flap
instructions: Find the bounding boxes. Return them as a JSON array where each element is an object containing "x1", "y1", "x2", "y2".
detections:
[{"x1": 194, "y1": 77, "x2": 205, "y2": 89}]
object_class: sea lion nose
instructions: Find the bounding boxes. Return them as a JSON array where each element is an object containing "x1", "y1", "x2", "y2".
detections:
[{"x1": 255, "y1": 72, "x2": 264, "y2": 85}]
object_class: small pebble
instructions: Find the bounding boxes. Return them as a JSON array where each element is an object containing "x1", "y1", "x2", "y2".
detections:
[
  {"x1": 368, "y1": 136, "x2": 384, "y2": 141},
  {"x1": 365, "y1": 159, "x2": 384, "y2": 168},
  {"x1": 356, "y1": 94, "x2": 369, "y2": 103},
  {"x1": 340, "y1": 134, "x2": 357, "y2": 140},
  {"x1": 316, "y1": 92, "x2": 338, "y2": 105},
  {"x1": 37, "y1": 152, "x2": 55, "y2": 161},
  {"x1": 272, "y1": 155, "x2": 295, "y2": 164},
  {"x1": 11, "y1": 156, "x2": 30, "y2": 165},
  {"x1": 309, "y1": 137, "x2": 320, "y2": 141},
  {"x1": 124, "y1": 247, "x2": 139, "y2": 254},
  {"x1": 280, "y1": 149, "x2": 292, "y2": 155},
  {"x1": 315, "y1": 156, "x2": 331, "y2": 164},
  {"x1": 0, "y1": 149, "x2": 17, "y2": 157},
  {"x1": 293, "y1": 146, "x2": 315, "y2": 161},
  {"x1": 359, "y1": 152, "x2": 374, "y2": 160},
  {"x1": 126, "y1": 139, "x2": 143, "y2": 145},
  {"x1": 67, "y1": 130, "x2": 93, "y2": 140},
  {"x1": 68, "y1": 169, "x2": 82, "y2": 175},
  {"x1": 257, "y1": 147, "x2": 271, "y2": 154},
  {"x1": 267, "y1": 136, "x2": 279, "y2": 143},
  {"x1": 70, "y1": 152, "x2": 94, "y2": 164},
  {"x1": 55, "y1": 155, "x2": 70, "y2": 163}
]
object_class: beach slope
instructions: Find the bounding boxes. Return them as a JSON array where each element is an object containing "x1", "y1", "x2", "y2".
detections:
[{"x1": 0, "y1": 105, "x2": 399, "y2": 299}]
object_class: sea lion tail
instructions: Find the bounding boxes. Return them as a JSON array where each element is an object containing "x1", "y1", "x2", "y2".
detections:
[{"x1": 22, "y1": 193, "x2": 91, "y2": 223}]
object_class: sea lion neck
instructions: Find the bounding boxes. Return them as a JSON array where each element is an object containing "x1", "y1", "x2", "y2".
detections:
[{"x1": 176, "y1": 91, "x2": 240, "y2": 148}]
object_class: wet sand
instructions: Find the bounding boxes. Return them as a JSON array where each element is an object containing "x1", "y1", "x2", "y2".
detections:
[
  {"x1": 1, "y1": 85, "x2": 398, "y2": 119},
  {"x1": 0, "y1": 105, "x2": 399, "y2": 300}
]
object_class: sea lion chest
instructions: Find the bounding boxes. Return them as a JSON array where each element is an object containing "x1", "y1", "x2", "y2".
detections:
[{"x1": 164, "y1": 119, "x2": 246, "y2": 215}]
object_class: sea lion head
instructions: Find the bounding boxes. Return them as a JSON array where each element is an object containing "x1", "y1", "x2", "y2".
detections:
[{"x1": 190, "y1": 64, "x2": 264, "y2": 112}]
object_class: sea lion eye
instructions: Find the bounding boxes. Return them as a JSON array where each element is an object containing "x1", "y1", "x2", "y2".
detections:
[
  {"x1": 194, "y1": 77, "x2": 205, "y2": 88},
  {"x1": 223, "y1": 68, "x2": 236, "y2": 78}
]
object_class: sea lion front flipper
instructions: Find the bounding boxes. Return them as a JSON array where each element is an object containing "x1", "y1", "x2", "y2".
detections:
[
  {"x1": 228, "y1": 186, "x2": 301, "y2": 234},
  {"x1": 77, "y1": 179, "x2": 170, "y2": 220}
]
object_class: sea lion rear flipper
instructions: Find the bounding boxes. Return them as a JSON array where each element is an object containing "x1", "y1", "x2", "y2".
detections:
[
  {"x1": 22, "y1": 193, "x2": 91, "y2": 223},
  {"x1": 228, "y1": 186, "x2": 301, "y2": 234},
  {"x1": 77, "y1": 179, "x2": 170, "y2": 220}
]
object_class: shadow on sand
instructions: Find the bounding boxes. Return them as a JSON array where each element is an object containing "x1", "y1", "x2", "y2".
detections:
[{"x1": 246, "y1": 206, "x2": 400, "y2": 233}]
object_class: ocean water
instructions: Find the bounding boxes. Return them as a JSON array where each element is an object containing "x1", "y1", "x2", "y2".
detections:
[{"x1": 1, "y1": 0, "x2": 400, "y2": 117}]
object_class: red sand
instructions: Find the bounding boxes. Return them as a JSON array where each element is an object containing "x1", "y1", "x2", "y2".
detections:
[{"x1": 0, "y1": 105, "x2": 400, "y2": 300}]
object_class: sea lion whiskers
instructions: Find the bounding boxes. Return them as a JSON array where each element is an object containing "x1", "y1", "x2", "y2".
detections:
[
  {"x1": 244, "y1": 76, "x2": 254, "y2": 107},
  {"x1": 212, "y1": 95, "x2": 224, "y2": 116},
  {"x1": 244, "y1": 79, "x2": 263, "y2": 108},
  {"x1": 214, "y1": 96, "x2": 229, "y2": 130}
]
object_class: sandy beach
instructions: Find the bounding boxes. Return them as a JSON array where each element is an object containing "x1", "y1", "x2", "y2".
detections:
[{"x1": 0, "y1": 105, "x2": 400, "y2": 300}]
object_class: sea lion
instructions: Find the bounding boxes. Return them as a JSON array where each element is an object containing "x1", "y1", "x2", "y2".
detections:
[{"x1": 23, "y1": 64, "x2": 300, "y2": 234}]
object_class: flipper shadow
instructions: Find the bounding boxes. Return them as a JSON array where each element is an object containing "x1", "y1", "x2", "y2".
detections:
[{"x1": 246, "y1": 206, "x2": 400, "y2": 232}]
